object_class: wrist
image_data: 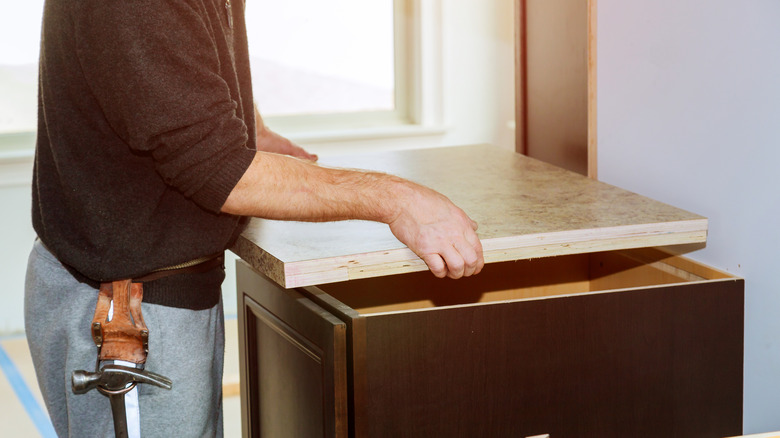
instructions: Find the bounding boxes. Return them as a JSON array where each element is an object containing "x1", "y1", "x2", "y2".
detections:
[{"x1": 374, "y1": 175, "x2": 415, "y2": 225}]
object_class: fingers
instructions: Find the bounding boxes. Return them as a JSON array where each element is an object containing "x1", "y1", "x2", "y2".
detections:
[
  {"x1": 459, "y1": 234, "x2": 484, "y2": 277},
  {"x1": 258, "y1": 128, "x2": 318, "y2": 161},
  {"x1": 440, "y1": 245, "x2": 466, "y2": 279},
  {"x1": 420, "y1": 226, "x2": 483, "y2": 280},
  {"x1": 444, "y1": 232, "x2": 483, "y2": 279},
  {"x1": 420, "y1": 239, "x2": 479, "y2": 280},
  {"x1": 274, "y1": 140, "x2": 318, "y2": 162},
  {"x1": 465, "y1": 227, "x2": 484, "y2": 275},
  {"x1": 284, "y1": 140, "x2": 318, "y2": 161},
  {"x1": 417, "y1": 215, "x2": 483, "y2": 279},
  {"x1": 422, "y1": 254, "x2": 448, "y2": 279},
  {"x1": 293, "y1": 147, "x2": 318, "y2": 162}
]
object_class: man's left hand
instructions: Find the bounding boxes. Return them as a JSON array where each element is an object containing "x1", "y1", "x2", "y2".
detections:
[{"x1": 257, "y1": 126, "x2": 318, "y2": 162}]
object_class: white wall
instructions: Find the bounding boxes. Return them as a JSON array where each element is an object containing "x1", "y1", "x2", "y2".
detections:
[
  {"x1": 0, "y1": 147, "x2": 37, "y2": 333},
  {"x1": 598, "y1": 0, "x2": 780, "y2": 433},
  {"x1": 0, "y1": 0, "x2": 516, "y2": 333}
]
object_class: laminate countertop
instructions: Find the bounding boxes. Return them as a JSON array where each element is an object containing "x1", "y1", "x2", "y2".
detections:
[{"x1": 231, "y1": 144, "x2": 706, "y2": 288}]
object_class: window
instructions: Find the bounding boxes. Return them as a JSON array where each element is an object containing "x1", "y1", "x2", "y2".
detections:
[
  {"x1": 246, "y1": 0, "x2": 415, "y2": 132},
  {"x1": 0, "y1": 0, "x2": 44, "y2": 135}
]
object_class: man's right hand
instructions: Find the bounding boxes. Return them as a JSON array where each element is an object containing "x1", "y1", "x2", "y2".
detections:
[{"x1": 387, "y1": 181, "x2": 484, "y2": 279}]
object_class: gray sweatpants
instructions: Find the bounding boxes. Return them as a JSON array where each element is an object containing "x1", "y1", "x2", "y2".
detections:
[{"x1": 24, "y1": 240, "x2": 225, "y2": 437}]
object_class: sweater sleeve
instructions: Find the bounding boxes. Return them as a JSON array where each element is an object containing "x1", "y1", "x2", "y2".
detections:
[{"x1": 73, "y1": 0, "x2": 255, "y2": 212}]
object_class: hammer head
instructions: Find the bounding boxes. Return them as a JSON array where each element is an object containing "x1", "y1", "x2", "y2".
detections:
[
  {"x1": 71, "y1": 364, "x2": 172, "y2": 395},
  {"x1": 71, "y1": 369, "x2": 103, "y2": 394}
]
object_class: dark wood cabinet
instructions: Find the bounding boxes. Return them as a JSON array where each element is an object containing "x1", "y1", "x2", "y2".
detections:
[{"x1": 237, "y1": 249, "x2": 743, "y2": 438}]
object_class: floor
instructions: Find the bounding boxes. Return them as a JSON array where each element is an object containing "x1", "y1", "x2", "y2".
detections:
[{"x1": 0, "y1": 317, "x2": 243, "y2": 437}]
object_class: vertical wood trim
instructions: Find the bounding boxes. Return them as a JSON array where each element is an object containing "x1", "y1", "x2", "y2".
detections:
[
  {"x1": 237, "y1": 293, "x2": 252, "y2": 438},
  {"x1": 587, "y1": 0, "x2": 598, "y2": 179},
  {"x1": 395, "y1": 0, "x2": 417, "y2": 124},
  {"x1": 515, "y1": 0, "x2": 528, "y2": 155}
]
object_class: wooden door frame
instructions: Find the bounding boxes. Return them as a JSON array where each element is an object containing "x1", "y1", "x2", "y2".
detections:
[{"x1": 515, "y1": 0, "x2": 598, "y2": 179}]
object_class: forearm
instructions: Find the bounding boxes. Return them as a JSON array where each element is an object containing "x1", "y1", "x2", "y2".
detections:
[
  {"x1": 222, "y1": 150, "x2": 485, "y2": 280},
  {"x1": 221, "y1": 151, "x2": 403, "y2": 223}
]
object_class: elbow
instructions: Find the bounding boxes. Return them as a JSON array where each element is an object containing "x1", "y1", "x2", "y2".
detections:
[{"x1": 220, "y1": 190, "x2": 244, "y2": 216}]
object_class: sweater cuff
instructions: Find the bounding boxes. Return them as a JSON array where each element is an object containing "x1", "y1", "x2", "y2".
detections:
[{"x1": 191, "y1": 146, "x2": 256, "y2": 214}]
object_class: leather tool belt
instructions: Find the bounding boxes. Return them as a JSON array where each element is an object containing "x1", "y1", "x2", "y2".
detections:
[
  {"x1": 92, "y1": 280, "x2": 148, "y2": 364},
  {"x1": 91, "y1": 254, "x2": 224, "y2": 362},
  {"x1": 72, "y1": 253, "x2": 223, "y2": 438}
]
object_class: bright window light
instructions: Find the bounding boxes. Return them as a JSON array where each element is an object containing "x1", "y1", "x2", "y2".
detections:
[
  {"x1": 0, "y1": 0, "x2": 44, "y2": 134},
  {"x1": 246, "y1": 0, "x2": 396, "y2": 117}
]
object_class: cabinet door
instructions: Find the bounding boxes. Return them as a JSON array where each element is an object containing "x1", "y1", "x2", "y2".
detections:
[{"x1": 237, "y1": 261, "x2": 348, "y2": 437}]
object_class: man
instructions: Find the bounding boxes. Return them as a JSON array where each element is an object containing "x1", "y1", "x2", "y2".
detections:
[{"x1": 26, "y1": 0, "x2": 483, "y2": 436}]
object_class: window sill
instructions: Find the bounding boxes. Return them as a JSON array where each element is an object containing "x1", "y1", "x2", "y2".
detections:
[
  {"x1": 0, "y1": 132, "x2": 35, "y2": 187},
  {"x1": 284, "y1": 123, "x2": 447, "y2": 145},
  {"x1": 0, "y1": 132, "x2": 35, "y2": 163},
  {"x1": 0, "y1": 124, "x2": 451, "y2": 165}
]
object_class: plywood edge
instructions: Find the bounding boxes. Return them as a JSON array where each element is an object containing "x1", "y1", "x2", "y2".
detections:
[
  {"x1": 280, "y1": 219, "x2": 708, "y2": 288},
  {"x1": 285, "y1": 248, "x2": 423, "y2": 288},
  {"x1": 230, "y1": 235, "x2": 289, "y2": 288},
  {"x1": 482, "y1": 219, "x2": 708, "y2": 254}
]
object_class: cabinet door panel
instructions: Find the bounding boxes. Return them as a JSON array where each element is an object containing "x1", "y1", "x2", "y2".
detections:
[{"x1": 237, "y1": 261, "x2": 348, "y2": 437}]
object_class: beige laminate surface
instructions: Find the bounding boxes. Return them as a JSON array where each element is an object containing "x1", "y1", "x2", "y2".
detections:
[{"x1": 232, "y1": 144, "x2": 707, "y2": 288}]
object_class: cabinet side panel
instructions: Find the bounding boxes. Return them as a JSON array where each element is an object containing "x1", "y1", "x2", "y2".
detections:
[
  {"x1": 525, "y1": 0, "x2": 589, "y2": 174},
  {"x1": 359, "y1": 280, "x2": 743, "y2": 438},
  {"x1": 237, "y1": 261, "x2": 348, "y2": 438}
]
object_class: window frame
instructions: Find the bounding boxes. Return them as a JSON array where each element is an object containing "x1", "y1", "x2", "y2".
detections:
[{"x1": 260, "y1": 0, "x2": 436, "y2": 136}]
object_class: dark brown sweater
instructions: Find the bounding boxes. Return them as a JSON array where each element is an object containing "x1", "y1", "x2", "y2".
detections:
[{"x1": 32, "y1": 0, "x2": 256, "y2": 309}]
